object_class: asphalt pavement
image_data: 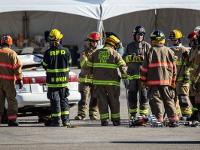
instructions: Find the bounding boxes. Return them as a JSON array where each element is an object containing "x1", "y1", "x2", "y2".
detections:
[{"x1": 0, "y1": 68, "x2": 200, "y2": 150}]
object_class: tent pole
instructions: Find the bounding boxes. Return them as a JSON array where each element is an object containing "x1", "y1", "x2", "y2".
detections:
[
  {"x1": 23, "y1": 11, "x2": 29, "y2": 39},
  {"x1": 97, "y1": 4, "x2": 104, "y2": 46},
  {"x1": 154, "y1": 9, "x2": 158, "y2": 30}
]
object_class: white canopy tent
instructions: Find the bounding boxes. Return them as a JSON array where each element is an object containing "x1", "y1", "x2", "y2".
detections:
[
  {"x1": 0, "y1": 0, "x2": 200, "y2": 49},
  {"x1": 100, "y1": 0, "x2": 200, "y2": 46},
  {"x1": 0, "y1": 0, "x2": 101, "y2": 51}
]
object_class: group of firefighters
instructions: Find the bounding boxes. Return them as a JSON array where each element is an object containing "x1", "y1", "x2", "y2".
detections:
[
  {"x1": 0, "y1": 25, "x2": 199, "y2": 127},
  {"x1": 74, "y1": 25, "x2": 200, "y2": 127}
]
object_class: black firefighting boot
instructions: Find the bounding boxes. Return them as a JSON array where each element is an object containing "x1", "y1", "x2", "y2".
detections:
[
  {"x1": 8, "y1": 120, "x2": 19, "y2": 127},
  {"x1": 101, "y1": 120, "x2": 109, "y2": 126},
  {"x1": 44, "y1": 117, "x2": 61, "y2": 127},
  {"x1": 112, "y1": 120, "x2": 121, "y2": 126},
  {"x1": 62, "y1": 115, "x2": 74, "y2": 128}
]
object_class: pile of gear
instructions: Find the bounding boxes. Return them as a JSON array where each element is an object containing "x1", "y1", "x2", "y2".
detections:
[{"x1": 129, "y1": 115, "x2": 200, "y2": 127}]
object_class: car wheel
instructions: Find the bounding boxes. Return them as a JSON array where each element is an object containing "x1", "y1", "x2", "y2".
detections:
[{"x1": 38, "y1": 115, "x2": 49, "y2": 123}]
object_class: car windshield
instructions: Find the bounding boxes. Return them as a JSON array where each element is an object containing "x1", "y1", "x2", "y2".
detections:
[{"x1": 18, "y1": 54, "x2": 44, "y2": 71}]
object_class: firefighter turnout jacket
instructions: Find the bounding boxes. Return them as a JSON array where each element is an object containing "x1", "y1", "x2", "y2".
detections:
[
  {"x1": 0, "y1": 47, "x2": 22, "y2": 81},
  {"x1": 88, "y1": 46, "x2": 127, "y2": 86},
  {"x1": 170, "y1": 44, "x2": 190, "y2": 85},
  {"x1": 124, "y1": 41, "x2": 151, "y2": 81},
  {"x1": 141, "y1": 45, "x2": 177, "y2": 87},
  {"x1": 42, "y1": 45, "x2": 71, "y2": 88},
  {"x1": 78, "y1": 47, "x2": 96, "y2": 85}
]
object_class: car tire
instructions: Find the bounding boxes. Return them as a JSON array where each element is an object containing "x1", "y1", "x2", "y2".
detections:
[{"x1": 38, "y1": 115, "x2": 49, "y2": 123}]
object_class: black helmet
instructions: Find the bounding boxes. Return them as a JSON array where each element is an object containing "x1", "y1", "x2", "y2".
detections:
[
  {"x1": 133, "y1": 25, "x2": 146, "y2": 35},
  {"x1": 150, "y1": 30, "x2": 165, "y2": 41}
]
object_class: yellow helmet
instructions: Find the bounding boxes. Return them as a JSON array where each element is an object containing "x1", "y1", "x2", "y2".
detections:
[
  {"x1": 49, "y1": 29, "x2": 63, "y2": 41},
  {"x1": 105, "y1": 34, "x2": 120, "y2": 49},
  {"x1": 169, "y1": 29, "x2": 183, "y2": 40}
]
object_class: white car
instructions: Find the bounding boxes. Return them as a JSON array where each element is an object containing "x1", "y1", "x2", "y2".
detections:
[{"x1": 3, "y1": 54, "x2": 80, "y2": 122}]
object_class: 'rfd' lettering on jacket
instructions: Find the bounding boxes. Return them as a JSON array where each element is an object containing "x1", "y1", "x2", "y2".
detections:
[
  {"x1": 51, "y1": 77, "x2": 67, "y2": 83},
  {"x1": 50, "y1": 50, "x2": 66, "y2": 56},
  {"x1": 98, "y1": 51, "x2": 110, "y2": 63}
]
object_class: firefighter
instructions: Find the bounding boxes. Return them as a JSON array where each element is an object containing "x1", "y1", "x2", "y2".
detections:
[
  {"x1": 140, "y1": 30, "x2": 178, "y2": 127},
  {"x1": 88, "y1": 33, "x2": 127, "y2": 126},
  {"x1": 42, "y1": 29, "x2": 72, "y2": 127},
  {"x1": 168, "y1": 29, "x2": 192, "y2": 120},
  {"x1": 123, "y1": 25, "x2": 151, "y2": 120},
  {"x1": 0, "y1": 35, "x2": 23, "y2": 126},
  {"x1": 74, "y1": 32, "x2": 101, "y2": 120},
  {"x1": 187, "y1": 31, "x2": 200, "y2": 121}
]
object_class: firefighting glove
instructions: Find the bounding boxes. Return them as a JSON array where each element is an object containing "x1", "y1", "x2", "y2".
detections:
[{"x1": 16, "y1": 79, "x2": 23, "y2": 89}]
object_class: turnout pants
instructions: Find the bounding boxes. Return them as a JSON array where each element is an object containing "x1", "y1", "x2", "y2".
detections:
[
  {"x1": 148, "y1": 85, "x2": 177, "y2": 122},
  {"x1": 0, "y1": 80, "x2": 18, "y2": 122},
  {"x1": 47, "y1": 87, "x2": 70, "y2": 124},
  {"x1": 176, "y1": 83, "x2": 192, "y2": 117},
  {"x1": 94, "y1": 85, "x2": 120, "y2": 122},
  {"x1": 77, "y1": 83, "x2": 98, "y2": 118},
  {"x1": 128, "y1": 79, "x2": 149, "y2": 117}
]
